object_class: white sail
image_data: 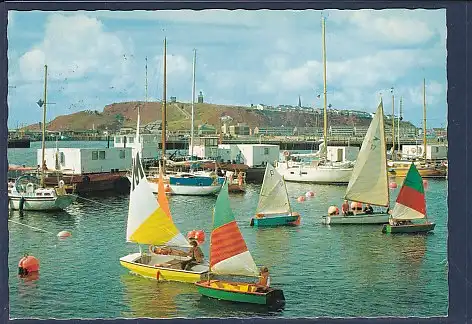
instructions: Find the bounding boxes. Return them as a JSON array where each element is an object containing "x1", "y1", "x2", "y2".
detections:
[
  {"x1": 255, "y1": 163, "x2": 291, "y2": 215},
  {"x1": 344, "y1": 101, "x2": 389, "y2": 207}
]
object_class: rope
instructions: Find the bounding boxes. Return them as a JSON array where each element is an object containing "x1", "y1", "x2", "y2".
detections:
[
  {"x1": 8, "y1": 219, "x2": 56, "y2": 235},
  {"x1": 70, "y1": 194, "x2": 119, "y2": 208}
]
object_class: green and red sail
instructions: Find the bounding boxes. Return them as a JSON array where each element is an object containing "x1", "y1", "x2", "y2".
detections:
[
  {"x1": 209, "y1": 181, "x2": 259, "y2": 276},
  {"x1": 391, "y1": 163, "x2": 427, "y2": 220}
]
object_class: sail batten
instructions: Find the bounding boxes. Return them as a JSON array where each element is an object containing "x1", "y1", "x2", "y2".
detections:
[
  {"x1": 344, "y1": 101, "x2": 389, "y2": 207},
  {"x1": 256, "y1": 163, "x2": 290, "y2": 215},
  {"x1": 210, "y1": 181, "x2": 258, "y2": 277},
  {"x1": 126, "y1": 152, "x2": 190, "y2": 247}
]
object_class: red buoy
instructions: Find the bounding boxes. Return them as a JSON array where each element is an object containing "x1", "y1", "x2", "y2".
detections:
[
  {"x1": 423, "y1": 179, "x2": 429, "y2": 189},
  {"x1": 194, "y1": 230, "x2": 205, "y2": 244},
  {"x1": 389, "y1": 182, "x2": 398, "y2": 189},
  {"x1": 57, "y1": 230, "x2": 71, "y2": 238},
  {"x1": 18, "y1": 254, "x2": 40, "y2": 276},
  {"x1": 297, "y1": 196, "x2": 306, "y2": 202},
  {"x1": 187, "y1": 230, "x2": 196, "y2": 240}
]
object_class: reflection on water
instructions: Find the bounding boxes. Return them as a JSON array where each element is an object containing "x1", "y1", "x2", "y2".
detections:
[{"x1": 120, "y1": 274, "x2": 190, "y2": 318}]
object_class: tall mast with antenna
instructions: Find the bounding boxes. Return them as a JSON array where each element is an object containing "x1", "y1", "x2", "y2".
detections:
[
  {"x1": 391, "y1": 88, "x2": 395, "y2": 160},
  {"x1": 397, "y1": 96, "x2": 402, "y2": 156},
  {"x1": 40, "y1": 64, "x2": 48, "y2": 188},
  {"x1": 423, "y1": 78, "x2": 427, "y2": 162},
  {"x1": 161, "y1": 38, "x2": 167, "y2": 174},
  {"x1": 190, "y1": 49, "x2": 196, "y2": 160},
  {"x1": 321, "y1": 16, "x2": 328, "y2": 159}
]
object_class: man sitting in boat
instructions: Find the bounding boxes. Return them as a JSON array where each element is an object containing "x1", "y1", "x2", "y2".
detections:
[
  {"x1": 180, "y1": 239, "x2": 204, "y2": 271},
  {"x1": 254, "y1": 266, "x2": 271, "y2": 293},
  {"x1": 341, "y1": 200, "x2": 352, "y2": 216},
  {"x1": 363, "y1": 204, "x2": 374, "y2": 214}
]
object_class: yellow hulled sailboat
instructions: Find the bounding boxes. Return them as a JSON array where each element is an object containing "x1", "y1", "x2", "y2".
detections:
[{"x1": 120, "y1": 75, "x2": 209, "y2": 282}]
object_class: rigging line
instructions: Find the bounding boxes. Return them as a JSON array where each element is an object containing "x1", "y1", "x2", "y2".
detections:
[
  {"x1": 70, "y1": 194, "x2": 121, "y2": 208},
  {"x1": 8, "y1": 219, "x2": 56, "y2": 235}
]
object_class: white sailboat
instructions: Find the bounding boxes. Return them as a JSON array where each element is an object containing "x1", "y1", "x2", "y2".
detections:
[
  {"x1": 250, "y1": 163, "x2": 300, "y2": 227},
  {"x1": 322, "y1": 100, "x2": 391, "y2": 225},
  {"x1": 275, "y1": 16, "x2": 354, "y2": 184},
  {"x1": 8, "y1": 64, "x2": 76, "y2": 212}
]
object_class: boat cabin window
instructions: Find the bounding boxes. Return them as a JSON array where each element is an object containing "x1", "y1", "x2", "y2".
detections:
[
  {"x1": 301, "y1": 172, "x2": 307, "y2": 175},
  {"x1": 37, "y1": 192, "x2": 43, "y2": 196},
  {"x1": 290, "y1": 172, "x2": 295, "y2": 174},
  {"x1": 115, "y1": 137, "x2": 122, "y2": 144},
  {"x1": 99, "y1": 151, "x2": 106, "y2": 160},
  {"x1": 43, "y1": 192, "x2": 51, "y2": 196},
  {"x1": 92, "y1": 151, "x2": 98, "y2": 160},
  {"x1": 128, "y1": 137, "x2": 134, "y2": 144},
  {"x1": 264, "y1": 148, "x2": 269, "y2": 155},
  {"x1": 119, "y1": 150, "x2": 126, "y2": 159}
]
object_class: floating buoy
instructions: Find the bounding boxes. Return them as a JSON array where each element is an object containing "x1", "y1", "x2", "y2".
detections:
[
  {"x1": 18, "y1": 254, "x2": 39, "y2": 276},
  {"x1": 297, "y1": 196, "x2": 306, "y2": 202},
  {"x1": 305, "y1": 191, "x2": 315, "y2": 198},
  {"x1": 423, "y1": 180, "x2": 429, "y2": 189},
  {"x1": 187, "y1": 230, "x2": 205, "y2": 244},
  {"x1": 57, "y1": 230, "x2": 71, "y2": 238},
  {"x1": 328, "y1": 206, "x2": 339, "y2": 215},
  {"x1": 164, "y1": 184, "x2": 171, "y2": 193},
  {"x1": 389, "y1": 182, "x2": 398, "y2": 189}
]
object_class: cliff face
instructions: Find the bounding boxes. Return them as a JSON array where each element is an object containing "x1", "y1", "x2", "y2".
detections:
[{"x1": 22, "y1": 101, "x2": 414, "y2": 132}]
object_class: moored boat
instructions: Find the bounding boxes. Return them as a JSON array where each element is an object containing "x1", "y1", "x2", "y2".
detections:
[
  {"x1": 195, "y1": 181, "x2": 286, "y2": 308},
  {"x1": 382, "y1": 163, "x2": 435, "y2": 234},
  {"x1": 322, "y1": 100, "x2": 390, "y2": 225},
  {"x1": 250, "y1": 163, "x2": 300, "y2": 227}
]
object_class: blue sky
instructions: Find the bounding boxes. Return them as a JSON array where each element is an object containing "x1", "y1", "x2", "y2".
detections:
[{"x1": 7, "y1": 9, "x2": 447, "y2": 129}]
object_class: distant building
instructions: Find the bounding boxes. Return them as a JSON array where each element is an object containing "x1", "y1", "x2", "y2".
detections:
[
  {"x1": 198, "y1": 91, "x2": 204, "y2": 103},
  {"x1": 170, "y1": 96, "x2": 177, "y2": 103},
  {"x1": 198, "y1": 124, "x2": 216, "y2": 135},
  {"x1": 229, "y1": 123, "x2": 250, "y2": 136},
  {"x1": 253, "y1": 126, "x2": 294, "y2": 136}
]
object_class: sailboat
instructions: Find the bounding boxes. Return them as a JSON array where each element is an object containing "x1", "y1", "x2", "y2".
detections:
[
  {"x1": 8, "y1": 64, "x2": 76, "y2": 212},
  {"x1": 250, "y1": 163, "x2": 300, "y2": 227},
  {"x1": 120, "y1": 110, "x2": 209, "y2": 282},
  {"x1": 321, "y1": 100, "x2": 391, "y2": 225},
  {"x1": 195, "y1": 181, "x2": 286, "y2": 308},
  {"x1": 275, "y1": 16, "x2": 354, "y2": 184},
  {"x1": 388, "y1": 79, "x2": 446, "y2": 178},
  {"x1": 145, "y1": 44, "x2": 222, "y2": 196},
  {"x1": 382, "y1": 163, "x2": 435, "y2": 233}
]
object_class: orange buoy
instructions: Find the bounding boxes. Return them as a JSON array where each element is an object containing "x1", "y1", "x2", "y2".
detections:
[
  {"x1": 57, "y1": 230, "x2": 71, "y2": 238},
  {"x1": 18, "y1": 254, "x2": 39, "y2": 276},
  {"x1": 305, "y1": 191, "x2": 315, "y2": 198},
  {"x1": 187, "y1": 230, "x2": 197, "y2": 240},
  {"x1": 194, "y1": 230, "x2": 205, "y2": 244},
  {"x1": 389, "y1": 182, "x2": 398, "y2": 189},
  {"x1": 164, "y1": 184, "x2": 172, "y2": 193},
  {"x1": 297, "y1": 196, "x2": 306, "y2": 202}
]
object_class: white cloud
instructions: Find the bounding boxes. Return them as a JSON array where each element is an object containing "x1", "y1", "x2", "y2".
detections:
[
  {"x1": 408, "y1": 80, "x2": 445, "y2": 107},
  {"x1": 18, "y1": 13, "x2": 130, "y2": 82}
]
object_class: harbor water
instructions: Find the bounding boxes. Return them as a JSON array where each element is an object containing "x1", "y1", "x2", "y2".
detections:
[{"x1": 7, "y1": 142, "x2": 448, "y2": 319}]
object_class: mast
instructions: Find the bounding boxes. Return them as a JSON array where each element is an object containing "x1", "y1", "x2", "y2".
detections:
[
  {"x1": 283, "y1": 177, "x2": 293, "y2": 216},
  {"x1": 423, "y1": 78, "x2": 427, "y2": 162},
  {"x1": 382, "y1": 99, "x2": 390, "y2": 209},
  {"x1": 397, "y1": 96, "x2": 402, "y2": 156},
  {"x1": 161, "y1": 38, "x2": 167, "y2": 174},
  {"x1": 190, "y1": 49, "x2": 196, "y2": 161},
  {"x1": 40, "y1": 64, "x2": 48, "y2": 188},
  {"x1": 391, "y1": 88, "x2": 395, "y2": 160},
  {"x1": 145, "y1": 57, "x2": 148, "y2": 105},
  {"x1": 321, "y1": 16, "x2": 328, "y2": 159}
]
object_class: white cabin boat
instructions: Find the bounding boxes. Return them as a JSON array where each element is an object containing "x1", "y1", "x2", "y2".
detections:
[{"x1": 8, "y1": 175, "x2": 76, "y2": 211}]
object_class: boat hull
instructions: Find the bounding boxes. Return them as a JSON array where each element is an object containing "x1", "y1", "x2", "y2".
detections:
[
  {"x1": 195, "y1": 280, "x2": 285, "y2": 308},
  {"x1": 250, "y1": 213, "x2": 300, "y2": 227},
  {"x1": 120, "y1": 253, "x2": 209, "y2": 283},
  {"x1": 276, "y1": 164, "x2": 352, "y2": 184},
  {"x1": 322, "y1": 212, "x2": 390, "y2": 225},
  {"x1": 8, "y1": 194, "x2": 76, "y2": 211},
  {"x1": 382, "y1": 222, "x2": 436, "y2": 233},
  {"x1": 169, "y1": 184, "x2": 222, "y2": 196}
]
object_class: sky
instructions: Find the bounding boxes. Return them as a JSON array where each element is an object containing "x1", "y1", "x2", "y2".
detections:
[{"x1": 7, "y1": 9, "x2": 447, "y2": 129}]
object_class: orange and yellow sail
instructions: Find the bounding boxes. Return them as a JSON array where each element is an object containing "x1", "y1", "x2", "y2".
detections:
[{"x1": 126, "y1": 152, "x2": 189, "y2": 248}]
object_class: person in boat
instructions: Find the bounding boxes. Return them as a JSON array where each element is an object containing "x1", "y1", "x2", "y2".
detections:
[
  {"x1": 180, "y1": 239, "x2": 204, "y2": 271},
  {"x1": 341, "y1": 200, "x2": 352, "y2": 216},
  {"x1": 364, "y1": 204, "x2": 374, "y2": 214},
  {"x1": 254, "y1": 266, "x2": 271, "y2": 293}
]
